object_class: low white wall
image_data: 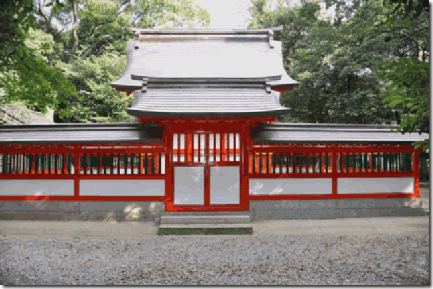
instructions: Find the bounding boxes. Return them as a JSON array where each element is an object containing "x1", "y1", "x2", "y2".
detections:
[
  {"x1": 338, "y1": 177, "x2": 414, "y2": 194},
  {"x1": 249, "y1": 178, "x2": 332, "y2": 195},
  {"x1": 80, "y1": 180, "x2": 165, "y2": 196},
  {"x1": 0, "y1": 180, "x2": 74, "y2": 196}
]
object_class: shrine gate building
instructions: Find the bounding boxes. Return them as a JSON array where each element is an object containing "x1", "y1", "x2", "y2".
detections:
[{"x1": 0, "y1": 27, "x2": 428, "y2": 220}]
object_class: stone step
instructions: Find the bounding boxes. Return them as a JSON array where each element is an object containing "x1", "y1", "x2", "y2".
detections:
[
  {"x1": 160, "y1": 214, "x2": 251, "y2": 225},
  {"x1": 158, "y1": 223, "x2": 253, "y2": 235},
  {"x1": 160, "y1": 211, "x2": 251, "y2": 216}
]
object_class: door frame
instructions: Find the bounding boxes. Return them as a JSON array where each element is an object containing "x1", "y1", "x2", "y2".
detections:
[{"x1": 163, "y1": 122, "x2": 250, "y2": 212}]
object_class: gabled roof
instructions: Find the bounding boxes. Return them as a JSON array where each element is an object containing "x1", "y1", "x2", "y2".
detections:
[
  {"x1": 111, "y1": 27, "x2": 298, "y2": 118},
  {"x1": 111, "y1": 26, "x2": 299, "y2": 92},
  {"x1": 127, "y1": 80, "x2": 290, "y2": 118},
  {"x1": 252, "y1": 123, "x2": 429, "y2": 144}
]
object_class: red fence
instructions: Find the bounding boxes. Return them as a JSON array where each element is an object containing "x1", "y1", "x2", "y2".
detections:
[
  {"x1": 0, "y1": 144, "x2": 165, "y2": 201},
  {"x1": 249, "y1": 143, "x2": 420, "y2": 200}
]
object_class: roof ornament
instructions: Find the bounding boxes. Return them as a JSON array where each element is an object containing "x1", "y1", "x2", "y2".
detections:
[
  {"x1": 142, "y1": 77, "x2": 148, "y2": 93},
  {"x1": 265, "y1": 80, "x2": 272, "y2": 93},
  {"x1": 268, "y1": 29, "x2": 274, "y2": 49}
]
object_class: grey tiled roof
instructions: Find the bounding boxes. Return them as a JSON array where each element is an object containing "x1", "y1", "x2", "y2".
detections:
[
  {"x1": 111, "y1": 27, "x2": 299, "y2": 92},
  {"x1": 0, "y1": 123, "x2": 162, "y2": 144},
  {"x1": 252, "y1": 123, "x2": 429, "y2": 144},
  {"x1": 0, "y1": 121, "x2": 428, "y2": 145},
  {"x1": 127, "y1": 85, "x2": 291, "y2": 118}
]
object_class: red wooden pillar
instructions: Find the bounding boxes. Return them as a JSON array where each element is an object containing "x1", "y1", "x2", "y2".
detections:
[
  {"x1": 164, "y1": 128, "x2": 174, "y2": 211},
  {"x1": 414, "y1": 147, "x2": 420, "y2": 197},
  {"x1": 204, "y1": 133, "x2": 210, "y2": 207},
  {"x1": 241, "y1": 124, "x2": 250, "y2": 211},
  {"x1": 332, "y1": 148, "x2": 338, "y2": 195},
  {"x1": 74, "y1": 151, "x2": 80, "y2": 198}
]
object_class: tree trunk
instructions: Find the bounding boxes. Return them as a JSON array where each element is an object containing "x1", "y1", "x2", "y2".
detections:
[{"x1": 69, "y1": 0, "x2": 79, "y2": 64}]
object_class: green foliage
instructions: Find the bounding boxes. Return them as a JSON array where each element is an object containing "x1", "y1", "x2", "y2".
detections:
[
  {"x1": 247, "y1": 0, "x2": 275, "y2": 29},
  {"x1": 0, "y1": 0, "x2": 77, "y2": 117},
  {"x1": 377, "y1": 51, "x2": 430, "y2": 150},
  {"x1": 1, "y1": 0, "x2": 210, "y2": 123},
  {"x1": 67, "y1": 52, "x2": 135, "y2": 123},
  {"x1": 375, "y1": 0, "x2": 430, "y2": 151},
  {"x1": 131, "y1": 0, "x2": 210, "y2": 28},
  {"x1": 248, "y1": 0, "x2": 430, "y2": 147},
  {"x1": 251, "y1": 0, "x2": 399, "y2": 124}
]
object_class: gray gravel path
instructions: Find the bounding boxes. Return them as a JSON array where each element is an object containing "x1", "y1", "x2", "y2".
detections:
[{"x1": 0, "y1": 233, "x2": 429, "y2": 285}]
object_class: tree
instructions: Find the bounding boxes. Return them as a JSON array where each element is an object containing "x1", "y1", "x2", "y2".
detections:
[
  {"x1": 249, "y1": 0, "x2": 400, "y2": 124},
  {"x1": 375, "y1": 0, "x2": 429, "y2": 151},
  {"x1": 1, "y1": 0, "x2": 210, "y2": 123},
  {"x1": 0, "y1": 0, "x2": 77, "y2": 117}
]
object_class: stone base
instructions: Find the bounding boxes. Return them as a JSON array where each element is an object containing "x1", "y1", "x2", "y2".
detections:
[
  {"x1": 158, "y1": 224, "x2": 253, "y2": 235},
  {"x1": 250, "y1": 189, "x2": 429, "y2": 221},
  {"x1": 0, "y1": 201, "x2": 165, "y2": 222}
]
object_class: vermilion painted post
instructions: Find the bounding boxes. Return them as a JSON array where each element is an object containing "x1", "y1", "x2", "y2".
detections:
[
  {"x1": 204, "y1": 133, "x2": 210, "y2": 207},
  {"x1": 74, "y1": 152, "x2": 80, "y2": 198},
  {"x1": 164, "y1": 128, "x2": 174, "y2": 212},
  {"x1": 332, "y1": 149, "x2": 338, "y2": 196},
  {"x1": 241, "y1": 127, "x2": 250, "y2": 211},
  {"x1": 414, "y1": 147, "x2": 420, "y2": 197}
]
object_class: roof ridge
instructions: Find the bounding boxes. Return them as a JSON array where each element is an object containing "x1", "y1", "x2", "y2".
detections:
[{"x1": 124, "y1": 26, "x2": 283, "y2": 35}]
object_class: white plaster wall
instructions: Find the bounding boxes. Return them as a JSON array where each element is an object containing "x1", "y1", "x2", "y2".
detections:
[
  {"x1": 338, "y1": 177, "x2": 414, "y2": 194},
  {"x1": 249, "y1": 178, "x2": 332, "y2": 195},
  {"x1": 174, "y1": 167, "x2": 204, "y2": 205},
  {"x1": 0, "y1": 180, "x2": 74, "y2": 196},
  {"x1": 80, "y1": 180, "x2": 165, "y2": 196},
  {"x1": 210, "y1": 166, "x2": 240, "y2": 204}
]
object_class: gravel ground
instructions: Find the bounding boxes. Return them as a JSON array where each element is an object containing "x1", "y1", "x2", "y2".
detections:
[{"x1": 0, "y1": 234, "x2": 429, "y2": 285}]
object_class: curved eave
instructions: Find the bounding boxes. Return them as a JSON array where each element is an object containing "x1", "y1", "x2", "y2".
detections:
[
  {"x1": 126, "y1": 108, "x2": 291, "y2": 118},
  {"x1": 252, "y1": 123, "x2": 429, "y2": 144},
  {"x1": 0, "y1": 123, "x2": 163, "y2": 145},
  {"x1": 110, "y1": 82, "x2": 142, "y2": 92},
  {"x1": 130, "y1": 75, "x2": 282, "y2": 82}
]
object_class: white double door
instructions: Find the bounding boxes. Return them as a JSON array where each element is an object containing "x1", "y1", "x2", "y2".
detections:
[
  {"x1": 172, "y1": 131, "x2": 241, "y2": 207},
  {"x1": 174, "y1": 166, "x2": 240, "y2": 206}
]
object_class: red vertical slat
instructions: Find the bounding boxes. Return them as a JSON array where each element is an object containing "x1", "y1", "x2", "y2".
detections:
[
  {"x1": 177, "y1": 133, "x2": 180, "y2": 162},
  {"x1": 342, "y1": 152, "x2": 346, "y2": 173},
  {"x1": 198, "y1": 133, "x2": 201, "y2": 163},
  {"x1": 214, "y1": 133, "x2": 217, "y2": 162},
  {"x1": 221, "y1": 133, "x2": 226, "y2": 162},
  {"x1": 186, "y1": 132, "x2": 194, "y2": 162},
  {"x1": 369, "y1": 153, "x2": 373, "y2": 173},
  {"x1": 233, "y1": 133, "x2": 236, "y2": 162},
  {"x1": 204, "y1": 133, "x2": 210, "y2": 207}
]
